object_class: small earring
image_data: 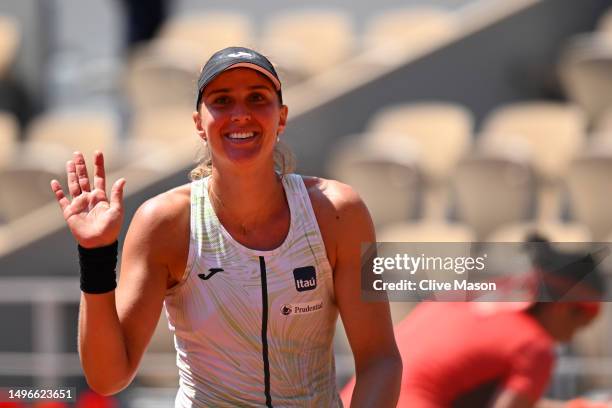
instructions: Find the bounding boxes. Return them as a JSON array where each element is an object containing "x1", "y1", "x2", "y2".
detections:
[{"x1": 276, "y1": 136, "x2": 280, "y2": 143}]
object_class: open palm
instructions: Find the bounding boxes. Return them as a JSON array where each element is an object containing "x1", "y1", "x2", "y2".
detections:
[{"x1": 51, "y1": 151, "x2": 125, "y2": 248}]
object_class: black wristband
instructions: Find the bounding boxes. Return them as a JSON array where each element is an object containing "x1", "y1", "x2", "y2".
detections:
[{"x1": 78, "y1": 241, "x2": 118, "y2": 294}]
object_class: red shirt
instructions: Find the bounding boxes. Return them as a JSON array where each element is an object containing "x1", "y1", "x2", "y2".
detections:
[{"x1": 341, "y1": 302, "x2": 554, "y2": 407}]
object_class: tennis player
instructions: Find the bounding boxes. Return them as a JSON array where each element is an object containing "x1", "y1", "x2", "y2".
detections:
[
  {"x1": 341, "y1": 238, "x2": 609, "y2": 408},
  {"x1": 51, "y1": 47, "x2": 401, "y2": 407}
]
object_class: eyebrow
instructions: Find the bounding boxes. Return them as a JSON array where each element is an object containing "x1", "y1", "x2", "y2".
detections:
[{"x1": 205, "y1": 85, "x2": 274, "y2": 97}]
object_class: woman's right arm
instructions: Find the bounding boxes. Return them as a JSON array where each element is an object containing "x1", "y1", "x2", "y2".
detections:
[
  {"x1": 51, "y1": 151, "x2": 178, "y2": 395},
  {"x1": 78, "y1": 197, "x2": 172, "y2": 395}
]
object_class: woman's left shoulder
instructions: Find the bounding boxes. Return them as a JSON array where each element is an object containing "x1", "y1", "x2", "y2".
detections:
[
  {"x1": 299, "y1": 176, "x2": 373, "y2": 268},
  {"x1": 300, "y1": 175, "x2": 370, "y2": 222}
]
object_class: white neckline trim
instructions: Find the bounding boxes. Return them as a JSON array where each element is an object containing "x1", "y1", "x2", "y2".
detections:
[{"x1": 203, "y1": 175, "x2": 296, "y2": 257}]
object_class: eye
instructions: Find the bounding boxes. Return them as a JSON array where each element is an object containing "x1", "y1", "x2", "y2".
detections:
[
  {"x1": 213, "y1": 95, "x2": 231, "y2": 105},
  {"x1": 248, "y1": 92, "x2": 267, "y2": 103}
]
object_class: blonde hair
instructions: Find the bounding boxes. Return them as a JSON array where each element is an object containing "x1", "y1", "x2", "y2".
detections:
[{"x1": 189, "y1": 140, "x2": 296, "y2": 180}]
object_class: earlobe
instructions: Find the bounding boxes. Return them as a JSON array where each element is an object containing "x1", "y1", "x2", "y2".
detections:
[
  {"x1": 192, "y1": 111, "x2": 207, "y2": 140},
  {"x1": 278, "y1": 105, "x2": 289, "y2": 134}
]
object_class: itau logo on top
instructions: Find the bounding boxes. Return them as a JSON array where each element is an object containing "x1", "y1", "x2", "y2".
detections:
[{"x1": 293, "y1": 266, "x2": 316, "y2": 292}]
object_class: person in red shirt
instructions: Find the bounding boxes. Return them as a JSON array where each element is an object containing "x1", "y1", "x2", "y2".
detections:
[{"x1": 342, "y1": 238, "x2": 609, "y2": 408}]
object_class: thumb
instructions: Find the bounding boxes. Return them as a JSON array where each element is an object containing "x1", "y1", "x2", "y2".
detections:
[{"x1": 110, "y1": 178, "x2": 126, "y2": 212}]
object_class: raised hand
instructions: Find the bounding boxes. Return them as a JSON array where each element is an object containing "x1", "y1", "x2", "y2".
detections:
[{"x1": 51, "y1": 151, "x2": 126, "y2": 248}]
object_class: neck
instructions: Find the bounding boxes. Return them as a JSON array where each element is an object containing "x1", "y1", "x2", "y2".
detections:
[{"x1": 208, "y1": 163, "x2": 286, "y2": 230}]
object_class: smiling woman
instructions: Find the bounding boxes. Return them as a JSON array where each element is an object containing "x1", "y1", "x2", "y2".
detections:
[
  {"x1": 50, "y1": 46, "x2": 401, "y2": 408},
  {"x1": 190, "y1": 50, "x2": 295, "y2": 179}
]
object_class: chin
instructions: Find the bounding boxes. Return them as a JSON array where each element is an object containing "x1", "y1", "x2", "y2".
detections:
[
  {"x1": 225, "y1": 147, "x2": 275, "y2": 167},
  {"x1": 227, "y1": 151, "x2": 267, "y2": 167}
]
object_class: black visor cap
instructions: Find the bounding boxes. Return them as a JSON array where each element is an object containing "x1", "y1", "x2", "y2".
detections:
[{"x1": 195, "y1": 46, "x2": 282, "y2": 109}]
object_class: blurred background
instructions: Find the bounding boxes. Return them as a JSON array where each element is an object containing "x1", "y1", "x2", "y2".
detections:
[{"x1": 1, "y1": 0, "x2": 612, "y2": 406}]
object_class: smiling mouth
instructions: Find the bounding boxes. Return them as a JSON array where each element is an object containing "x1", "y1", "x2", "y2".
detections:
[{"x1": 226, "y1": 131, "x2": 257, "y2": 140}]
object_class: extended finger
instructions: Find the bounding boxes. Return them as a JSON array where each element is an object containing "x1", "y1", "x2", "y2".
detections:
[
  {"x1": 50, "y1": 180, "x2": 70, "y2": 212},
  {"x1": 66, "y1": 160, "x2": 81, "y2": 198},
  {"x1": 93, "y1": 151, "x2": 106, "y2": 192},
  {"x1": 73, "y1": 151, "x2": 91, "y2": 192},
  {"x1": 110, "y1": 178, "x2": 126, "y2": 213}
]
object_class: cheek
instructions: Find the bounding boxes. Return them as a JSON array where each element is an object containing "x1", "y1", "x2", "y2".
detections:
[
  {"x1": 255, "y1": 109, "x2": 282, "y2": 131},
  {"x1": 201, "y1": 112, "x2": 226, "y2": 135}
]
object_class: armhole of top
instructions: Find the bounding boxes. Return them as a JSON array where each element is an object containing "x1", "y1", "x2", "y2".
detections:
[
  {"x1": 165, "y1": 180, "x2": 199, "y2": 296},
  {"x1": 295, "y1": 175, "x2": 336, "y2": 303},
  {"x1": 295, "y1": 175, "x2": 328, "y2": 251}
]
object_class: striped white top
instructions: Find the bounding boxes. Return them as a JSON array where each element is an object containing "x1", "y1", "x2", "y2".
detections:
[{"x1": 164, "y1": 174, "x2": 342, "y2": 407}]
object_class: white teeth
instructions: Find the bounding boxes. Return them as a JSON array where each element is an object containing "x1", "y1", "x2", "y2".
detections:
[{"x1": 228, "y1": 132, "x2": 255, "y2": 139}]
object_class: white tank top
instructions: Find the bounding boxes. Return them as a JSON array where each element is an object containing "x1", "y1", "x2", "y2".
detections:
[{"x1": 164, "y1": 174, "x2": 342, "y2": 407}]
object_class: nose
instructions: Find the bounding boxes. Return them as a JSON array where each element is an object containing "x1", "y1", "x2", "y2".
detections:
[{"x1": 231, "y1": 103, "x2": 251, "y2": 124}]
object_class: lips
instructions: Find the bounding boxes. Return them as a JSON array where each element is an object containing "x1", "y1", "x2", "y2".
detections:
[
  {"x1": 224, "y1": 130, "x2": 259, "y2": 143},
  {"x1": 227, "y1": 131, "x2": 255, "y2": 139}
]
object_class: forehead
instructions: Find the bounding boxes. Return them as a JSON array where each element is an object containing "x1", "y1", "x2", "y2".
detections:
[{"x1": 203, "y1": 67, "x2": 277, "y2": 94}]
